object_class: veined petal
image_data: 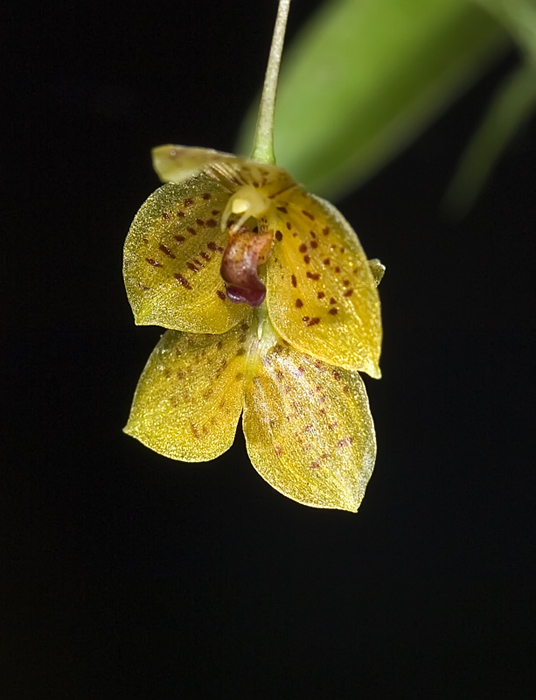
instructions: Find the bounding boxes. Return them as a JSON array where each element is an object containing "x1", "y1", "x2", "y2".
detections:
[
  {"x1": 123, "y1": 174, "x2": 249, "y2": 333},
  {"x1": 152, "y1": 145, "x2": 233, "y2": 184},
  {"x1": 266, "y1": 189, "x2": 382, "y2": 377},
  {"x1": 152, "y1": 144, "x2": 296, "y2": 196},
  {"x1": 124, "y1": 318, "x2": 253, "y2": 461},
  {"x1": 243, "y1": 336, "x2": 376, "y2": 513}
]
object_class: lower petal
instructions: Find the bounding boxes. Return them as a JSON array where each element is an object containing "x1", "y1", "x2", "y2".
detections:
[
  {"x1": 125, "y1": 320, "x2": 253, "y2": 462},
  {"x1": 242, "y1": 336, "x2": 376, "y2": 512}
]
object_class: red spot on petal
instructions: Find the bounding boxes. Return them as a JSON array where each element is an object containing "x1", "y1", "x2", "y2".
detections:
[
  {"x1": 275, "y1": 230, "x2": 283, "y2": 241},
  {"x1": 159, "y1": 244, "x2": 175, "y2": 258},
  {"x1": 302, "y1": 210, "x2": 315, "y2": 220},
  {"x1": 174, "y1": 273, "x2": 192, "y2": 289},
  {"x1": 216, "y1": 290, "x2": 226, "y2": 300},
  {"x1": 291, "y1": 274, "x2": 297, "y2": 288},
  {"x1": 146, "y1": 258, "x2": 162, "y2": 267}
]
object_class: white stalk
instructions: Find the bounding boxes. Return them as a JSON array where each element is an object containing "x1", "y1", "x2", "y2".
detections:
[{"x1": 251, "y1": 0, "x2": 292, "y2": 164}]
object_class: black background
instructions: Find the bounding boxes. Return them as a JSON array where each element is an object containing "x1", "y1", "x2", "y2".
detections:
[{"x1": 3, "y1": 0, "x2": 535, "y2": 698}]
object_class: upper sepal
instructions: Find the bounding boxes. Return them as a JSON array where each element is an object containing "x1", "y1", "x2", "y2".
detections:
[
  {"x1": 266, "y1": 189, "x2": 382, "y2": 377},
  {"x1": 123, "y1": 175, "x2": 249, "y2": 334}
]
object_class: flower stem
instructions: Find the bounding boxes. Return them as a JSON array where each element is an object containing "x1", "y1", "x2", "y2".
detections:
[{"x1": 251, "y1": 0, "x2": 291, "y2": 165}]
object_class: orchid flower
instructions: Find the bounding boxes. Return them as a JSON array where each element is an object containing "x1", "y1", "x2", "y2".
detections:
[{"x1": 123, "y1": 0, "x2": 383, "y2": 512}]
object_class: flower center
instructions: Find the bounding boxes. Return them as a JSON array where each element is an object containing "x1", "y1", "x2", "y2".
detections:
[
  {"x1": 221, "y1": 225, "x2": 274, "y2": 306},
  {"x1": 220, "y1": 185, "x2": 276, "y2": 307}
]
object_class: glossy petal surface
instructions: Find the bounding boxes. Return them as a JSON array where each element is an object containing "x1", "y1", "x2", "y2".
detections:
[
  {"x1": 266, "y1": 189, "x2": 382, "y2": 377},
  {"x1": 123, "y1": 175, "x2": 249, "y2": 333},
  {"x1": 124, "y1": 319, "x2": 253, "y2": 461},
  {"x1": 152, "y1": 145, "x2": 235, "y2": 184},
  {"x1": 152, "y1": 144, "x2": 296, "y2": 196},
  {"x1": 243, "y1": 337, "x2": 376, "y2": 512}
]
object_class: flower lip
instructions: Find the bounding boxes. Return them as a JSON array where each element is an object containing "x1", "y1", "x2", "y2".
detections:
[
  {"x1": 221, "y1": 225, "x2": 274, "y2": 307},
  {"x1": 226, "y1": 285, "x2": 266, "y2": 307}
]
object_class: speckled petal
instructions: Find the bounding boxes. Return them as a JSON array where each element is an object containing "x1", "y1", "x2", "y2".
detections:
[
  {"x1": 123, "y1": 174, "x2": 249, "y2": 333},
  {"x1": 152, "y1": 145, "x2": 233, "y2": 184},
  {"x1": 124, "y1": 318, "x2": 253, "y2": 461},
  {"x1": 266, "y1": 189, "x2": 382, "y2": 377},
  {"x1": 243, "y1": 337, "x2": 376, "y2": 512},
  {"x1": 152, "y1": 144, "x2": 296, "y2": 195}
]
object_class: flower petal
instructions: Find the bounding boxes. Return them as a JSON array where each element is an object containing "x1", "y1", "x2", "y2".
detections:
[
  {"x1": 242, "y1": 339, "x2": 376, "y2": 512},
  {"x1": 152, "y1": 145, "x2": 238, "y2": 184},
  {"x1": 124, "y1": 319, "x2": 253, "y2": 461},
  {"x1": 266, "y1": 189, "x2": 382, "y2": 377},
  {"x1": 123, "y1": 175, "x2": 249, "y2": 333},
  {"x1": 152, "y1": 144, "x2": 296, "y2": 196}
]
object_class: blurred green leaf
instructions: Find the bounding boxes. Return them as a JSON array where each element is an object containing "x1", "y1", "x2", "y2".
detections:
[
  {"x1": 476, "y1": 0, "x2": 536, "y2": 63},
  {"x1": 445, "y1": 0, "x2": 536, "y2": 213},
  {"x1": 444, "y1": 62, "x2": 536, "y2": 215},
  {"x1": 237, "y1": 0, "x2": 507, "y2": 200}
]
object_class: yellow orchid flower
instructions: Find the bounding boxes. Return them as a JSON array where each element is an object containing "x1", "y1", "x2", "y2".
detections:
[{"x1": 123, "y1": 0, "x2": 383, "y2": 512}]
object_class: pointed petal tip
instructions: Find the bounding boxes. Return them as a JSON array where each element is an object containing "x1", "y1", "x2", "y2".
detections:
[
  {"x1": 123, "y1": 418, "x2": 138, "y2": 439},
  {"x1": 333, "y1": 487, "x2": 362, "y2": 514},
  {"x1": 367, "y1": 362, "x2": 382, "y2": 380},
  {"x1": 151, "y1": 144, "x2": 207, "y2": 184}
]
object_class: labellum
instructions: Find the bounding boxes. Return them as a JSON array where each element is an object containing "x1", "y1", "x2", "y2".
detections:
[{"x1": 220, "y1": 224, "x2": 274, "y2": 307}]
